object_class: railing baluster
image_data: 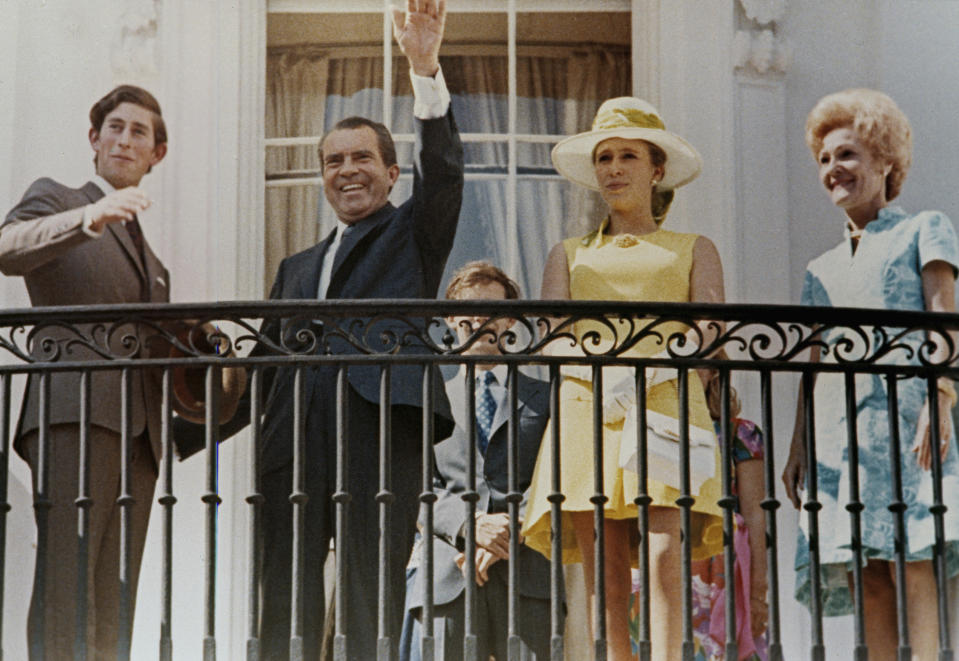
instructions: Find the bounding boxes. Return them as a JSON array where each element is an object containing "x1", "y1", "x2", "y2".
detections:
[
  {"x1": 926, "y1": 375, "x2": 954, "y2": 661},
  {"x1": 420, "y1": 363, "x2": 436, "y2": 661},
  {"x1": 677, "y1": 368, "x2": 694, "y2": 661},
  {"x1": 290, "y1": 367, "x2": 307, "y2": 661},
  {"x1": 591, "y1": 363, "x2": 607, "y2": 661},
  {"x1": 286, "y1": 366, "x2": 307, "y2": 661},
  {"x1": 159, "y1": 368, "x2": 176, "y2": 661},
  {"x1": 759, "y1": 370, "x2": 783, "y2": 661},
  {"x1": 506, "y1": 365, "x2": 521, "y2": 660},
  {"x1": 246, "y1": 368, "x2": 263, "y2": 661},
  {"x1": 464, "y1": 363, "x2": 478, "y2": 661},
  {"x1": 0, "y1": 374, "x2": 10, "y2": 661},
  {"x1": 30, "y1": 372, "x2": 51, "y2": 661},
  {"x1": 334, "y1": 365, "x2": 350, "y2": 661},
  {"x1": 118, "y1": 368, "x2": 133, "y2": 661},
  {"x1": 547, "y1": 364, "x2": 564, "y2": 661},
  {"x1": 886, "y1": 375, "x2": 911, "y2": 660},
  {"x1": 633, "y1": 366, "x2": 651, "y2": 661},
  {"x1": 802, "y1": 370, "x2": 825, "y2": 661},
  {"x1": 718, "y1": 368, "x2": 738, "y2": 661},
  {"x1": 377, "y1": 364, "x2": 393, "y2": 661},
  {"x1": 843, "y1": 371, "x2": 868, "y2": 661},
  {"x1": 75, "y1": 370, "x2": 91, "y2": 661},
  {"x1": 202, "y1": 365, "x2": 222, "y2": 661}
]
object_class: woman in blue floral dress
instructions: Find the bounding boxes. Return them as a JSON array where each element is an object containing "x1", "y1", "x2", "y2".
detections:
[{"x1": 782, "y1": 88, "x2": 959, "y2": 660}]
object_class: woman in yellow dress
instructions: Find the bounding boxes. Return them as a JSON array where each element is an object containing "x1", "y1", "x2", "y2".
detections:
[{"x1": 521, "y1": 97, "x2": 726, "y2": 661}]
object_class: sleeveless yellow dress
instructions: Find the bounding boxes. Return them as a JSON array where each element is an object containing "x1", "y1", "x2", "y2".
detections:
[{"x1": 521, "y1": 221, "x2": 724, "y2": 564}]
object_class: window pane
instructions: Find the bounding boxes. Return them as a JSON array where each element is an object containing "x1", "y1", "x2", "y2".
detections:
[{"x1": 264, "y1": 9, "x2": 631, "y2": 297}]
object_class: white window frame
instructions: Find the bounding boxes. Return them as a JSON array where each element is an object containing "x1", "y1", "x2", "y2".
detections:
[{"x1": 264, "y1": 0, "x2": 632, "y2": 275}]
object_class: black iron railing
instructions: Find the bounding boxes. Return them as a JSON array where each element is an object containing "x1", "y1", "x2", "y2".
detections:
[{"x1": 0, "y1": 300, "x2": 956, "y2": 661}]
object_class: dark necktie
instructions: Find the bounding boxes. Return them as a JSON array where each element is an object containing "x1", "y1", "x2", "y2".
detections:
[
  {"x1": 332, "y1": 223, "x2": 355, "y2": 270},
  {"x1": 476, "y1": 370, "x2": 497, "y2": 455},
  {"x1": 124, "y1": 217, "x2": 149, "y2": 301},
  {"x1": 125, "y1": 217, "x2": 145, "y2": 261}
]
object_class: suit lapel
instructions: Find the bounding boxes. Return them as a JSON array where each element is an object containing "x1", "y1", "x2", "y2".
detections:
[
  {"x1": 80, "y1": 181, "x2": 106, "y2": 204},
  {"x1": 107, "y1": 222, "x2": 148, "y2": 281},
  {"x1": 488, "y1": 372, "x2": 525, "y2": 440},
  {"x1": 446, "y1": 369, "x2": 471, "y2": 431},
  {"x1": 302, "y1": 229, "x2": 336, "y2": 299},
  {"x1": 82, "y1": 182, "x2": 148, "y2": 283},
  {"x1": 327, "y1": 204, "x2": 394, "y2": 295}
]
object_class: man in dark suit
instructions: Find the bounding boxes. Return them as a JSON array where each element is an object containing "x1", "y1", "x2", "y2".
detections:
[
  {"x1": 404, "y1": 262, "x2": 557, "y2": 660},
  {"x1": 0, "y1": 85, "x2": 170, "y2": 660},
  {"x1": 181, "y1": 2, "x2": 463, "y2": 659}
]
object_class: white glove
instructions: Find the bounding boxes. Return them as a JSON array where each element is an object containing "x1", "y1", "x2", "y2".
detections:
[
  {"x1": 561, "y1": 364, "x2": 636, "y2": 424},
  {"x1": 561, "y1": 361, "x2": 679, "y2": 423},
  {"x1": 646, "y1": 352, "x2": 677, "y2": 388},
  {"x1": 603, "y1": 371, "x2": 636, "y2": 423}
]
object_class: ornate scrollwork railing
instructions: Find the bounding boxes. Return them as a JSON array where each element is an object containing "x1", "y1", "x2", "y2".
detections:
[{"x1": 0, "y1": 300, "x2": 955, "y2": 378}]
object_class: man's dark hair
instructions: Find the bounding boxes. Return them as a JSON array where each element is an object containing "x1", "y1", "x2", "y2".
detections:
[
  {"x1": 89, "y1": 85, "x2": 167, "y2": 146},
  {"x1": 319, "y1": 116, "x2": 397, "y2": 167}
]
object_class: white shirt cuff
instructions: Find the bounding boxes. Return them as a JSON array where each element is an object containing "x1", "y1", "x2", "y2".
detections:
[
  {"x1": 81, "y1": 205, "x2": 104, "y2": 238},
  {"x1": 411, "y1": 66, "x2": 451, "y2": 120}
]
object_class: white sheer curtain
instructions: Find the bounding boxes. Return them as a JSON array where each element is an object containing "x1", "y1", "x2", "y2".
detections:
[{"x1": 264, "y1": 45, "x2": 629, "y2": 298}]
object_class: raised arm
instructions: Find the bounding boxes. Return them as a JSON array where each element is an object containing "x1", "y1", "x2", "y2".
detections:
[
  {"x1": 391, "y1": 0, "x2": 446, "y2": 77},
  {"x1": 395, "y1": 1, "x2": 463, "y2": 285},
  {"x1": 0, "y1": 181, "x2": 151, "y2": 276}
]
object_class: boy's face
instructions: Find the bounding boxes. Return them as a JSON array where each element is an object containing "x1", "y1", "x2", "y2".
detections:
[
  {"x1": 449, "y1": 281, "x2": 514, "y2": 357},
  {"x1": 89, "y1": 102, "x2": 166, "y2": 188}
]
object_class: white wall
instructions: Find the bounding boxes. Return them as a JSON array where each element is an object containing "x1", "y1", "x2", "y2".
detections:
[
  {"x1": 783, "y1": 0, "x2": 880, "y2": 304},
  {"x1": 880, "y1": 1, "x2": 959, "y2": 225},
  {"x1": 0, "y1": 1, "x2": 253, "y2": 658}
]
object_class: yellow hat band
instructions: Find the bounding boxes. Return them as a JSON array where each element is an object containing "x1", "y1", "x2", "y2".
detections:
[{"x1": 592, "y1": 107, "x2": 665, "y2": 132}]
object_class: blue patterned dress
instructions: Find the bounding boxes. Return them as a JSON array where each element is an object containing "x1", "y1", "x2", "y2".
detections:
[{"x1": 794, "y1": 206, "x2": 959, "y2": 615}]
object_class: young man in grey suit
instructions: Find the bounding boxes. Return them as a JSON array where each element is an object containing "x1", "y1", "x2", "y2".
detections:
[
  {"x1": 403, "y1": 262, "x2": 558, "y2": 660},
  {"x1": 0, "y1": 85, "x2": 170, "y2": 660}
]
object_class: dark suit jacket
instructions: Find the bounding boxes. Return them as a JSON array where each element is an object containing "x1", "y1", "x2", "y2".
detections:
[
  {"x1": 179, "y1": 111, "x2": 464, "y2": 468},
  {"x1": 407, "y1": 368, "x2": 552, "y2": 610},
  {"x1": 0, "y1": 178, "x2": 171, "y2": 464}
]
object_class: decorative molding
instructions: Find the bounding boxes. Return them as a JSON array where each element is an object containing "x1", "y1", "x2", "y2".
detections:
[
  {"x1": 734, "y1": 0, "x2": 791, "y2": 76},
  {"x1": 739, "y1": 0, "x2": 785, "y2": 25},
  {"x1": 111, "y1": 0, "x2": 160, "y2": 79}
]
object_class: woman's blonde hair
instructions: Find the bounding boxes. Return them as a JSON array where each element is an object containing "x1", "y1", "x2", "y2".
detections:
[{"x1": 805, "y1": 88, "x2": 912, "y2": 202}]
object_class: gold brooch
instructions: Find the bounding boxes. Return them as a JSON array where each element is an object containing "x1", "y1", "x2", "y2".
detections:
[{"x1": 613, "y1": 234, "x2": 640, "y2": 248}]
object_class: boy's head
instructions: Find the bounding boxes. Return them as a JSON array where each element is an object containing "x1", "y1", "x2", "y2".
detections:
[{"x1": 445, "y1": 261, "x2": 520, "y2": 357}]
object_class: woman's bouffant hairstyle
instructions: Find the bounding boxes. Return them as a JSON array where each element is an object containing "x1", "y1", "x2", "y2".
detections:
[
  {"x1": 805, "y1": 88, "x2": 912, "y2": 202},
  {"x1": 445, "y1": 261, "x2": 521, "y2": 301}
]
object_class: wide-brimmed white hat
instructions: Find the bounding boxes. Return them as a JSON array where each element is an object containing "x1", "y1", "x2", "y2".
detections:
[{"x1": 551, "y1": 97, "x2": 703, "y2": 191}]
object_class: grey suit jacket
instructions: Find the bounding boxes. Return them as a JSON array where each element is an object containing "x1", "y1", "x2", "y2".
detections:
[
  {"x1": 407, "y1": 368, "x2": 552, "y2": 610},
  {"x1": 0, "y1": 178, "x2": 171, "y2": 463}
]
